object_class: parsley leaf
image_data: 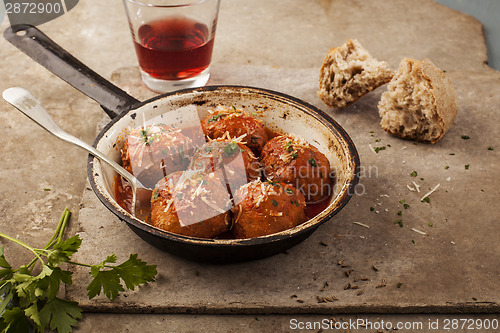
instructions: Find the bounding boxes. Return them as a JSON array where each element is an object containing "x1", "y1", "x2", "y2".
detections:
[
  {"x1": 0, "y1": 208, "x2": 157, "y2": 333},
  {"x1": 2, "y1": 307, "x2": 31, "y2": 333},
  {"x1": 87, "y1": 268, "x2": 124, "y2": 301},
  {"x1": 47, "y1": 235, "x2": 82, "y2": 266},
  {"x1": 87, "y1": 254, "x2": 157, "y2": 300},
  {"x1": 39, "y1": 297, "x2": 82, "y2": 333},
  {"x1": 307, "y1": 158, "x2": 317, "y2": 167},
  {"x1": 114, "y1": 254, "x2": 158, "y2": 291}
]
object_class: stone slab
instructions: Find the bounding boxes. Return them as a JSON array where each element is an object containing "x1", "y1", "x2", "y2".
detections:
[
  {"x1": 74, "y1": 313, "x2": 500, "y2": 333},
  {"x1": 67, "y1": 64, "x2": 500, "y2": 314}
]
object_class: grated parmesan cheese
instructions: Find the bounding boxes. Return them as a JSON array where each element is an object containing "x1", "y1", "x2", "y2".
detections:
[
  {"x1": 420, "y1": 184, "x2": 440, "y2": 201},
  {"x1": 353, "y1": 222, "x2": 370, "y2": 229},
  {"x1": 411, "y1": 228, "x2": 426, "y2": 235}
]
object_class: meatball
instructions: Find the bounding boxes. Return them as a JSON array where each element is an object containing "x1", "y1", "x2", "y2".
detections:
[
  {"x1": 121, "y1": 124, "x2": 193, "y2": 188},
  {"x1": 190, "y1": 139, "x2": 261, "y2": 192},
  {"x1": 201, "y1": 105, "x2": 268, "y2": 155},
  {"x1": 232, "y1": 180, "x2": 307, "y2": 239},
  {"x1": 260, "y1": 135, "x2": 333, "y2": 203},
  {"x1": 150, "y1": 170, "x2": 232, "y2": 238}
]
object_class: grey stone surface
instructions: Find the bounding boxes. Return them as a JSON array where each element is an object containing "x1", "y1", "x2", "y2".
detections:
[
  {"x1": 0, "y1": 0, "x2": 498, "y2": 331},
  {"x1": 75, "y1": 313, "x2": 500, "y2": 333}
]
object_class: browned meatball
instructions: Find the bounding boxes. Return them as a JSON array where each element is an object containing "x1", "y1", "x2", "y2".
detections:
[
  {"x1": 121, "y1": 124, "x2": 193, "y2": 188},
  {"x1": 260, "y1": 135, "x2": 333, "y2": 203},
  {"x1": 231, "y1": 180, "x2": 307, "y2": 239},
  {"x1": 201, "y1": 106, "x2": 268, "y2": 155},
  {"x1": 150, "y1": 170, "x2": 231, "y2": 238},
  {"x1": 190, "y1": 139, "x2": 261, "y2": 187}
]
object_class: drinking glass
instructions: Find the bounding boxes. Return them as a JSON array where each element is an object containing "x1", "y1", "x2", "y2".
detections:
[{"x1": 123, "y1": 0, "x2": 221, "y2": 93}]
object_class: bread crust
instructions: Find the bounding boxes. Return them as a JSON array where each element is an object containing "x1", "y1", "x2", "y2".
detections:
[
  {"x1": 378, "y1": 58, "x2": 458, "y2": 143},
  {"x1": 318, "y1": 39, "x2": 394, "y2": 108}
]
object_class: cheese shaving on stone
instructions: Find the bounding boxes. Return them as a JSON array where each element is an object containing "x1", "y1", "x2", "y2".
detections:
[
  {"x1": 420, "y1": 184, "x2": 440, "y2": 201},
  {"x1": 353, "y1": 222, "x2": 370, "y2": 228},
  {"x1": 411, "y1": 228, "x2": 426, "y2": 235},
  {"x1": 407, "y1": 184, "x2": 416, "y2": 192}
]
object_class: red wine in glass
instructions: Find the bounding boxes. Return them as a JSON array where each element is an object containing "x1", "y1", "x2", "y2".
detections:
[{"x1": 133, "y1": 16, "x2": 214, "y2": 81}]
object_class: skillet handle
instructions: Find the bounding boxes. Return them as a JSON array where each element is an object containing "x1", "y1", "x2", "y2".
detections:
[{"x1": 3, "y1": 24, "x2": 140, "y2": 119}]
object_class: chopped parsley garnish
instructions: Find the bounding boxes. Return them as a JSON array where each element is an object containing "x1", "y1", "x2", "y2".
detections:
[
  {"x1": 461, "y1": 135, "x2": 470, "y2": 140},
  {"x1": 290, "y1": 152, "x2": 298, "y2": 159},
  {"x1": 428, "y1": 222, "x2": 433, "y2": 227},
  {"x1": 488, "y1": 146, "x2": 494, "y2": 151},
  {"x1": 399, "y1": 199, "x2": 405, "y2": 204},
  {"x1": 397, "y1": 282, "x2": 403, "y2": 289},
  {"x1": 465, "y1": 164, "x2": 470, "y2": 170},
  {"x1": 308, "y1": 157, "x2": 317, "y2": 167},
  {"x1": 403, "y1": 203, "x2": 410, "y2": 209},
  {"x1": 285, "y1": 188, "x2": 294, "y2": 195},
  {"x1": 410, "y1": 171, "x2": 418, "y2": 177},
  {"x1": 370, "y1": 207, "x2": 375, "y2": 211},
  {"x1": 272, "y1": 199, "x2": 278, "y2": 207},
  {"x1": 394, "y1": 219, "x2": 403, "y2": 227},
  {"x1": 285, "y1": 141, "x2": 293, "y2": 152},
  {"x1": 140, "y1": 129, "x2": 149, "y2": 144},
  {"x1": 374, "y1": 146, "x2": 386, "y2": 153},
  {"x1": 445, "y1": 166, "x2": 450, "y2": 169},
  {"x1": 152, "y1": 189, "x2": 159, "y2": 200},
  {"x1": 397, "y1": 210, "x2": 402, "y2": 216},
  {"x1": 207, "y1": 114, "x2": 223, "y2": 123},
  {"x1": 223, "y1": 142, "x2": 240, "y2": 157},
  {"x1": 291, "y1": 200, "x2": 300, "y2": 207},
  {"x1": 421, "y1": 197, "x2": 430, "y2": 203},
  {"x1": 449, "y1": 153, "x2": 455, "y2": 155},
  {"x1": 178, "y1": 145, "x2": 185, "y2": 161}
]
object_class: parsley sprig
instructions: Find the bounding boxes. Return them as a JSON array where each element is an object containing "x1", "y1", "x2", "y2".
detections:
[{"x1": 0, "y1": 208, "x2": 157, "y2": 333}]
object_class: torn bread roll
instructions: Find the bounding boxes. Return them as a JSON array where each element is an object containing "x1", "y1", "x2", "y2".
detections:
[
  {"x1": 378, "y1": 58, "x2": 458, "y2": 143},
  {"x1": 318, "y1": 39, "x2": 394, "y2": 108}
]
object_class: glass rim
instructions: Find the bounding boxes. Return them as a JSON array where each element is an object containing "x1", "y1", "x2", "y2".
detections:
[{"x1": 123, "y1": 0, "x2": 214, "y2": 8}]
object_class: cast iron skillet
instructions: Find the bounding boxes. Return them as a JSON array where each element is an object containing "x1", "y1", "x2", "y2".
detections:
[{"x1": 4, "y1": 24, "x2": 360, "y2": 263}]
